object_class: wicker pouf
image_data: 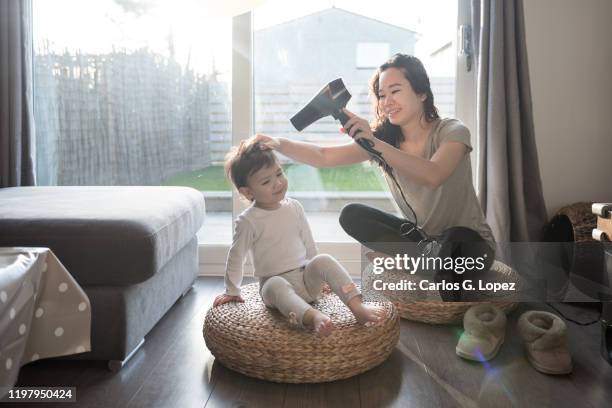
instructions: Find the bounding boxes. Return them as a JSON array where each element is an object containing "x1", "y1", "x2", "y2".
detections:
[
  {"x1": 203, "y1": 283, "x2": 399, "y2": 383},
  {"x1": 363, "y1": 260, "x2": 519, "y2": 325}
]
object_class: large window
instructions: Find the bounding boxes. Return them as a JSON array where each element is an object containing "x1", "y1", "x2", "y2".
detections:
[
  {"x1": 32, "y1": 0, "x2": 233, "y2": 244},
  {"x1": 33, "y1": 1, "x2": 463, "y2": 267},
  {"x1": 253, "y1": 0, "x2": 458, "y2": 243}
]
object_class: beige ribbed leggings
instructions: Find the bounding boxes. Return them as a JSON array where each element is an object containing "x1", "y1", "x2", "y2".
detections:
[{"x1": 259, "y1": 253, "x2": 361, "y2": 326}]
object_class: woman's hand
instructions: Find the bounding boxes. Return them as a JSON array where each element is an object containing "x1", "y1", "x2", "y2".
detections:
[
  {"x1": 213, "y1": 293, "x2": 244, "y2": 307},
  {"x1": 341, "y1": 108, "x2": 376, "y2": 145},
  {"x1": 252, "y1": 133, "x2": 281, "y2": 150}
]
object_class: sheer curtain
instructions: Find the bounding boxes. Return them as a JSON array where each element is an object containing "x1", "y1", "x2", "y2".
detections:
[
  {"x1": 472, "y1": 0, "x2": 547, "y2": 243},
  {"x1": 0, "y1": 0, "x2": 36, "y2": 187}
]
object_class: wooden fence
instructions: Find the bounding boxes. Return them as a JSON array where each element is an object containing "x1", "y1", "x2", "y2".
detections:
[
  {"x1": 208, "y1": 77, "x2": 454, "y2": 163},
  {"x1": 34, "y1": 49, "x2": 219, "y2": 185},
  {"x1": 33, "y1": 48, "x2": 455, "y2": 185}
]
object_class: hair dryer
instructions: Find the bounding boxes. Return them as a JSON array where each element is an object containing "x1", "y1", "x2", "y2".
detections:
[{"x1": 289, "y1": 78, "x2": 378, "y2": 155}]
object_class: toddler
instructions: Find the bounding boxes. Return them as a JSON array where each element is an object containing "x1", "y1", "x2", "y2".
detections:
[{"x1": 213, "y1": 139, "x2": 385, "y2": 336}]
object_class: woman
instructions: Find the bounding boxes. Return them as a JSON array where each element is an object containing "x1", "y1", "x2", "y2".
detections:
[{"x1": 254, "y1": 54, "x2": 494, "y2": 301}]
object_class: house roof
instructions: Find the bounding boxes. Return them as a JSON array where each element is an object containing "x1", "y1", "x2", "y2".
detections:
[
  {"x1": 256, "y1": 6, "x2": 418, "y2": 35},
  {"x1": 430, "y1": 41, "x2": 452, "y2": 57}
]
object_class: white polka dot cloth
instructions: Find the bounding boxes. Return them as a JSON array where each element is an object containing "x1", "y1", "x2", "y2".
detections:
[{"x1": 0, "y1": 248, "x2": 91, "y2": 390}]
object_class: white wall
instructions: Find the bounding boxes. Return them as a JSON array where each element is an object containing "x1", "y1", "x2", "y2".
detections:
[{"x1": 523, "y1": 0, "x2": 612, "y2": 217}]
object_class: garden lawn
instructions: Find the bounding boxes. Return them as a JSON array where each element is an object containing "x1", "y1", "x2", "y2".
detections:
[{"x1": 162, "y1": 163, "x2": 387, "y2": 191}]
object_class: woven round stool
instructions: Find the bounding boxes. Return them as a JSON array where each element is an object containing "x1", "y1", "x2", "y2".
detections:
[
  {"x1": 203, "y1": 283, "x2": 399, "y2": 383},
  {"x1": 363, "y1": 260, "x2": 519, "y2": 325}
]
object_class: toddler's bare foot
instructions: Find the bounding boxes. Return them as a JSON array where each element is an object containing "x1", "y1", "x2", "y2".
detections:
[
  {"x1": 313, "y1": 313, "x2": 334, "y2": 337},
  {"x1": 303, "y1": 308, "x2": 334, "y2": 337},
  {"x1": 348, "y1": 298, "x2": 387, "y2": 326}
]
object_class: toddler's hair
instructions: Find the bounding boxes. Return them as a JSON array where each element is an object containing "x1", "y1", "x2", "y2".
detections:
[{"x1": 224, "y1": 139, "x2": 278, "y2": 190}]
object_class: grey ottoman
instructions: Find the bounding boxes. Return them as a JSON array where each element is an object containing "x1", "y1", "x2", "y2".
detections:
[{"x1": 0, "y1": 186, "x2": 205, "y2": 370}]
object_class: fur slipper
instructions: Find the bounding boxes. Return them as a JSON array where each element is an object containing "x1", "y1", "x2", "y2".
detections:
[
  {"x1": 456, "y1": 303, "x2": 506, "y2": 361},
  {"x1": 517, "y1": 311, "x2": 572, "y2": 375}
]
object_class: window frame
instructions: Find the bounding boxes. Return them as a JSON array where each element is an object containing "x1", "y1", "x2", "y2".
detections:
[{"x1": 455, "y1": 0, "x2": 478, "y2": 188}]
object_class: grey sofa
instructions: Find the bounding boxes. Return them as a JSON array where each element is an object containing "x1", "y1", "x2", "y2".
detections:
[{"x1": 0, "y1": 186, "x2": 205, "y2": 370}]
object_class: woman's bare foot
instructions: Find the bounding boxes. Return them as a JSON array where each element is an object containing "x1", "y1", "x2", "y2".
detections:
[
  {"x1": 348, "y1": 297, "x2": 387, "y2": 326},
  {"x1": 303, "y1": 308, "x2": 334, "y2": 337}
]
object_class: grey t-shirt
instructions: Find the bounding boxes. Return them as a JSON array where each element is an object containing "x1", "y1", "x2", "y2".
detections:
[{"x1": 382, "y1": 118, "x2": 495, "y2": 249}]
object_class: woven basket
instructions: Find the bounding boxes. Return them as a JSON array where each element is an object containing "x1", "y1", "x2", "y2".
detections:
[
  {"x1": 542, "y1": 202, "x2": 605, "y2": 297},
  {"x1": 552, "y1": 202, "x2": 597, "y2": 242},
  {"x1": 203, "y1": 283, "x2": 399, "y2": 383},
  {"x1": 363, "y1": 260, "x2": 519, "y2": 325}
]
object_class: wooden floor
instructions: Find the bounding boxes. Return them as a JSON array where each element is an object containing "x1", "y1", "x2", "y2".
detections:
[{"x1": 15, "y1": 277, "x2": 612, "y2": 408}]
